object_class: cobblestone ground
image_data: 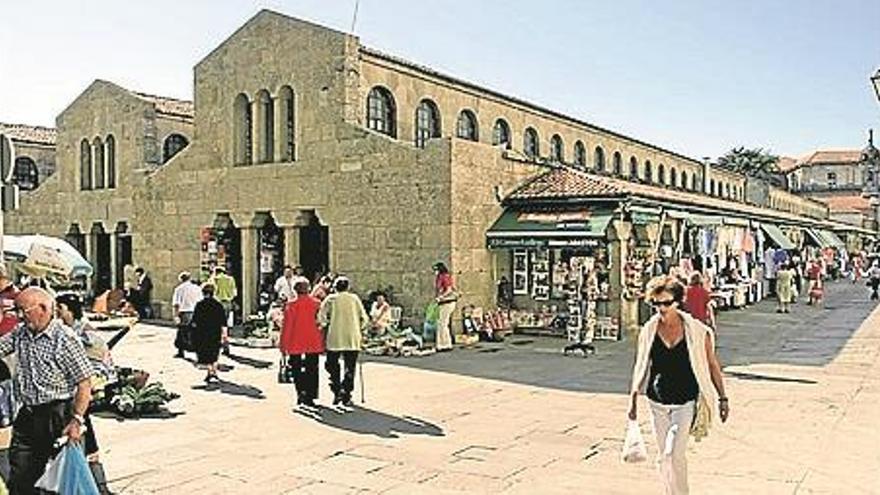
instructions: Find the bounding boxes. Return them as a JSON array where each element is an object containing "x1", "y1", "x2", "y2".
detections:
[{"x1": 98, "y1": 281, "x2": 880, "y2": 494}]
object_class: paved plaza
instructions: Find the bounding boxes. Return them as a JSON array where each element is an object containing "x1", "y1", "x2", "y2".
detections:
[{"x1": 97, "y1": 281, "x2": 880, "y2": 494}]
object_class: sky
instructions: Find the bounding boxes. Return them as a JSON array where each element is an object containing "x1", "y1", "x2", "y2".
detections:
[{"x1": 2, "y1": 0, "x2": 879, "y2": 160}]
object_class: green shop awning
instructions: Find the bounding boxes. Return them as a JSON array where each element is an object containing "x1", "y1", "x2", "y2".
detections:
[
  {"x1": 816, "y1": 229, "x2": 846, "y2": 250},
  {"x1": 761, "y1": 224, "x2": 796, "y2": 250},
  {"x1": 486, "y1": 209, "x2": 613, "y2": 249},
  {"x1": 688, "y1": 215, "x2": 724, "y2": 226},
  {"x1": 804, "y1": 228, "x2": 829, "y2": 248},
  {"x1": 629, "y1": 205, "x2": 662, "y2": 225}
]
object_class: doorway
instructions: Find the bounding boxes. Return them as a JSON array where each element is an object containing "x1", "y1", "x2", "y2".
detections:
[
  {"x1": 299, "y1": 216, "x2": 329, "y2": 283},
  {"x1": 90, "y1": 223, "x2": 112, "y2": 295},
  {"x1": 255, "y1": 212, "x2": 284, "y2": 312},
  {"x1": 115, "y1": 222, "x2": 132, "y2": 289}
]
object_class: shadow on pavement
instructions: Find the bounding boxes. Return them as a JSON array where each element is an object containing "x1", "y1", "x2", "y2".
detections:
[
  {"x1": 726, "y1": 371, "x2": 817, "y2": 385},
  {"x1": 192, "y1": 379, "x2": 266, "y2": 400},
  {"x1": 364, "y1": 281, "x2": 877, "y2": 395},
  {"x1": 224, "y1": 354, "x2": 273, "y2": 369},
  {"x1": 297, "y1": 405, "x2": 444, "y2": 439}
]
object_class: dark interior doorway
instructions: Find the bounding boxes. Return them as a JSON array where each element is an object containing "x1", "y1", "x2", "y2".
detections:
[
  {"x1": 255, "y1": 212, "x2": 284, "y2": 312},
  {"x1": 299, "y1": 215, "x2": 329, "y2": 283},
  {"x1": 90, "y1": 223, "x2": 112, "y2": 295},
  {"x1": 115, "y1": 222, "x2": 132, "y2": 289},
  {"x1": 202, "y1": 213, "x2": 243, "y2": 323}
]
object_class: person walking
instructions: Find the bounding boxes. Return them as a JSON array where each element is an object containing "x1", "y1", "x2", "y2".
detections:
[
  {"x1": 192, "y1": 284, "x2": 226, "y2": 383},
  {"x1": 318, "y1": 277, "x2": 368, "y2": 407},
  {"x1": 683, "y1": 273, "x2": 714, "y2": 328},
  {"x1": 1, "y1": 288, "x2": 93, "y2": 495},
  {"x1": 280, "y1": 281, "x2": 324, "y2": 409},
  {"x1": 628, "y1": 276, "x2": 729, "y2": 495},
  {"x1": 806, "y1": 257, "x2": 824, "y2": 306},
  {"x1": 310, "y1": 275, "x2": 332, "y2": 302},
  {"x1": 433, "y1": 262, "x2": 457, "y2": 351},
  {"x1": 209, "y1": 266, "x2": 237, "y2": 356},
  {"x1": 172, "y1": 272, "x2": 203, "y2": 358},
  {"x1": 866, "y1": 261, "x2": 880, "y2": 301},
  {"x1": 54, "y1": 293, "x2": 116, "y2": 495},
  {"x1": 775, "y1": 262, "x2": 794, "y2": 313}
]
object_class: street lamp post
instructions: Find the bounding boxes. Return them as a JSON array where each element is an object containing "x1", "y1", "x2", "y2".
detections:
[{"x1": 866, "y1": 69, "x2": 880, "y2": 251}]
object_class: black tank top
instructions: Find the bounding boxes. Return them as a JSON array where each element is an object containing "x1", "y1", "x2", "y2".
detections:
[{"x1": 647, "y1": 333, "x2": 700, "y2": 405}]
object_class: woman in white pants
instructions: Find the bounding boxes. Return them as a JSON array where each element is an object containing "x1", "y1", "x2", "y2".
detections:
[{"x1": 628, "y1": 275, "x2": 729, "y2": 494}]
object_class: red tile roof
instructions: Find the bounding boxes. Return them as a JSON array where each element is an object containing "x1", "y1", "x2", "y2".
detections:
[
  {"x1": 133, "y1": 92, "x2": 194, "y2": 120},
  {"x1": 815, "y1": 195, "x2": 872, "y2": 214},
  {"x1": 506, "y1": 166, "x2": 828, "y2": 225},
  {"x1": 777, "y1": 156, "x2": 798, "y2": 172},
  {"x1": 800, "y1": 150, "x2": 861, "y2": 166},
  {"x1": 0, "y1": 123, "x2": 57, "y2": 146}
]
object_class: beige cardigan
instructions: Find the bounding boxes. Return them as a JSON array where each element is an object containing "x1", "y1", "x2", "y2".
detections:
[
  {"x1": 630, "y1": 310, "x2": 720, "y2": 438},
  {"x1": 318, "y1": 292, "x2": 369, "y2": 351}
]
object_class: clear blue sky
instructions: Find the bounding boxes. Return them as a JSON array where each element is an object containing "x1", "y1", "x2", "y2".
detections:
[{"x1": 2, "y1": 0, "x2": 879, "y2": 159}]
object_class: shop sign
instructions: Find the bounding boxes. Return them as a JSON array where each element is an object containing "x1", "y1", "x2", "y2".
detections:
[{"x1": 487, "y1": 237, "x2": 600, "y2": 249}]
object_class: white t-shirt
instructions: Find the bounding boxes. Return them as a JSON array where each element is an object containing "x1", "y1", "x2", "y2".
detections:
[
  {"x1": 274, "y1": 275, "x2": 296, "y2": 301},
  {"x1": 172, "y1": 282, "x2": 203, "y2": 313}
]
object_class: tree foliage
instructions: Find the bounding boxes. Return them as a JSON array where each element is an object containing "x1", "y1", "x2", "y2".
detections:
[{"x1": 717, "y1": 147, "x2": 780, "y2": 178}]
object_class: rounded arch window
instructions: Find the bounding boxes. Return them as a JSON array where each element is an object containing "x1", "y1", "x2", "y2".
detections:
[
  {"x1": 13, "y1": 157, "x2": 38, "y2": 191},
  {"x1": 550, "y1": 134, "x2": 564, "y2": 162},
  {"x1": 613, "y1": 152, "x2": 622, "y2": 175},
  {"x1": 415, "y1": 99, "x2": 441, "y2": 148},
  {"x1": 524, "y1": 128, "x2": 539, "y2": 159},
  {"x1": 594, "y1": 146, "x2": 605, "y2": 172},
  {"x1": 573, "y1": 141, "x2": 586, "y2": 167},
  {"x1": 366, "y1": 86, "x2": 396, "y2": 137},
  {"x1": 492, "y1": 119, "x2": 511, "y2": 148},
  {"x1": 163, "y1": 133, "x2": 189, "y2": 163},
  {"x1": 456, "y1": 110, "x2": 478, "y2": 141},
  {"x1": 629, "y1": 156, "x2": 638, "y2": 180},
  {"x1": 644, "y1": 160, "x2": 653, "y2": 183}
]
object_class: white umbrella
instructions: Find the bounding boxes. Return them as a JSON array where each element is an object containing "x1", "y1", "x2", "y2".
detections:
[{"x1": 3, "y1": 235, "x2": 93, "y2": 279}]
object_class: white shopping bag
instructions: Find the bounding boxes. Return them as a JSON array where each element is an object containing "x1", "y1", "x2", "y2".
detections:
[
  {"x1": 34, "y1": 439, "x2": 69, "y2": 492},
  {"x1": 621, "y1": 419, "x2": 648, "y2": 463}
]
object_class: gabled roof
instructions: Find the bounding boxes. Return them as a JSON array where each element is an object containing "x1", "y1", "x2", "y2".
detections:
[
  {"x1": 801, "y1": 150, "x2": 861, "y2": 166},
  {"x1": 505, "y1": 166, "x2": 828, "y2": 225},
  {"x1": 777, "y1": 156, "x2": 799, "y2": 172},
  {"x1": 0, "y1": 122, "x2": 57, "y2": 146},
  {"x1": 132, "y1": 92, "x2": 194, "y2": 120}
]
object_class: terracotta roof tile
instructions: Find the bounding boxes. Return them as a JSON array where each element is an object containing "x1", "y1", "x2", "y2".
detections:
[
  {"x1": 0, "y1": 123, "x2": 56, "y2": 146},
  {"x1": 132, "y1": 92, "x2": 194, "y2": 120},
  {"x1": 506, "y1": 167, "x2": 827, "y2": 224},
  {"x1": 815, "y1": 195, "x2": 872, "y2": 214},
  {"x1": 801, "y1": 150, "x2": 861, "y2": 166},
  {"x1": 777, "y1": 156, "x2": 798, "y2": 172}
]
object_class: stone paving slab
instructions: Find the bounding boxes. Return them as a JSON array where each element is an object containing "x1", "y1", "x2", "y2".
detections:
[{"x1": 94, "y1": 281, "x2": 880, "y2": 493}]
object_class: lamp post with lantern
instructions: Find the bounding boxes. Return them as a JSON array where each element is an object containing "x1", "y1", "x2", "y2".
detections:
[{"x1": 862, "y1": 69, "x2": 880, "y2": 250}]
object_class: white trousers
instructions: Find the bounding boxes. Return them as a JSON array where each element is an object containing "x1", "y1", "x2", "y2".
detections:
[
  {"x1": 436, "y1": 301, "x2": 456, "y2": 350},
  {"x1": 649, "y1": 400, "x2": 695, "y2": 495}
]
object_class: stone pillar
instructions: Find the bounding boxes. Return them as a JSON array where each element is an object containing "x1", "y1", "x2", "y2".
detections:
[
  {"x1": 284, "y1": 226, "x2": 300, "y2": 268},
  {"x1": 109, "y1": 234, "x2": 117, "y2": 290},
  {"x1": 84, "y1": 234, "x2": 93, "y2": 295},
  {"x1": 241, "y1": 227, "x2": 257, "y2": 317},
  {"x1": 251, "y1": 100, "x2": 261, "y2": 165},
  {"x1": 609, "y1": 219, "x2": 637, "y2": 341}
]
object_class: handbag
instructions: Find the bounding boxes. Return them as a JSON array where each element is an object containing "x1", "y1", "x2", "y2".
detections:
[
  {"x1": 689, "y1": 394, "x2": 711, "y2": 441},
  {"x1": 277, "y1": 357, "x2": 293, "y2": 384},
  {"x1": 621, "y1": 420, "x2": 647, "y2": 463}
]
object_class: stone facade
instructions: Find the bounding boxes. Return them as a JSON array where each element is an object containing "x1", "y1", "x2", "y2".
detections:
[{"x1": 6, "y1": 9, "x2": 819, "y2": 324}]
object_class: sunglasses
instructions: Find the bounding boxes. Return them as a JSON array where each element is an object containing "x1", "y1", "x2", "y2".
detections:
[{"x1": 651, "y1": 299, "x2": 675, "y2": 307}]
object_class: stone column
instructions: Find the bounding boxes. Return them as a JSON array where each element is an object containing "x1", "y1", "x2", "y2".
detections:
[
  {"x1": 284, "y1": 226, "x2": 300, "y2": 268},
  {"x1": 609, "y1": 219, "x2": 636, "y2": 341},
  {"x1": 241, "y1": 227, "x2": 257, "y2": 317},
  {"x1": 251, "y1": 100, "x2": 262, "y2": 165},
  {"x1": 84, "y1": 234, "x2": 93, "y2": 295},
  {"x1": 109, "y1": 234, "x2": 117, "y2": 290}
]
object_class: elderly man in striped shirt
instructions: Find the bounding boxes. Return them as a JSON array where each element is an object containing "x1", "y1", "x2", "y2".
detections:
[{"x1": 1, "y1": 287, "x2": 93, "y2": 495}]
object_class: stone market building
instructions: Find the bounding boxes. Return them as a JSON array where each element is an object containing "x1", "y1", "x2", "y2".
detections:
[{"x1": 4, "y1": 10, "x2": 870, "y2": 335}]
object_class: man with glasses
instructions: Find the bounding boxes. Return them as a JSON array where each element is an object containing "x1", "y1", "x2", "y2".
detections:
[{"x1": 0, "y1": 288, "x2": 92, "y2": 494}]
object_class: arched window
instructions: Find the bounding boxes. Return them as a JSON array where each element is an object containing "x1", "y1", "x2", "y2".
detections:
[
  {"x1": 279, "y1": 85, "x2": 295, "y2": 161},
  {"x1": 670, "y1": 167, "x2": 677, "y2": 188},
  {"x1": 594, "y1": 146, "x2": 605, "y2": 172},
  {"x1": 13, "y1": 157, "x2": 38, "y2": 191},
  {"x1": 613, "y1": 152, "x2": 622, "y2": 175},
  {"x1": 725, "y1": 183, "x2": 731, "y2": 198},
  {"x1": 524, "y1": 128, "x2": 539, "y2": 159},
  {"x1": 366, "y1": 86, "x2": 396, "y2": 137},
  {"x1": 415, "y1": 99, "x2": 441, "y2": 148},
  {"x1": 163, "y1": 134, "x2": 189, "y2": 163},
  {"x1": 657, "y1": 163, "x2": 666, "y2": 185},
  {"x1": 106, "y1": 135, "x2": 116, "y2": 188},
  {"x1": 644, "y1": 160, "x2": 653, "y2": 183},
  {"x1": 93, "y1": 137, "x2": 105, "y2": 189},
  {"x1": 257, "y1": 89, "x2": 274, "y2": 163},
  {"x1": 629, "y1": 156, "x2": 639, "y2": 181},
  {"x1": 492, "y1": 119, "x2": 511, "y2": 148},
  {"x1": 709, "y1": 179, "x2": 716, "y2": 195},
  {"x1": 550, "y1": 134, "x2": 563, "y2": 162},
  {"x1": 574, "y1": 141, "x2": 586, "y2": 167},
  {"x1": 681, "y1": 170, "x2": 688, "y2": 190},
  {"x1": 456, "y1": 110, "x2": 478, "y2": 141},
  {"x1": 80, "y1": 139, "x2": 92, "y2": 190},
  {"x1": 233, "y1": 93, "x2": 252, "y2": 165}
]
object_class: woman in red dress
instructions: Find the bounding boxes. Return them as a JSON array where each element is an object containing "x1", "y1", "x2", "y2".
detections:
[
  {"x1": 684, "y1": 272, "x2": 715, "y2": 328},
  {"x1": 280, "y1": 280, "x2": 325, "y2": 408}
]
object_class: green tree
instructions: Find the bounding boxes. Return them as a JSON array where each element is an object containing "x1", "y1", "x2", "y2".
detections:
[{"x1": 717, "y1": 147, "x2": 780, "y2": 178}]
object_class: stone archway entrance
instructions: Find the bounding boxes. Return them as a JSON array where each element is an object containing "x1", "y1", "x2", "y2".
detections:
[
  {"x1": 114, "y1": 221, "x2": 132, "y2": 289},
  {"x1": 200, "y1": 213, "x2": 243, "y2": 322},
  {"x1": 297, "y1": 211, "x2": 329, "y2": 283},
  {"x1": 90, "y1": 223, "x2": 112, "y2": 295},
  {"x1": 254, "y1": 211, "x2": 284, "y2": 313}
]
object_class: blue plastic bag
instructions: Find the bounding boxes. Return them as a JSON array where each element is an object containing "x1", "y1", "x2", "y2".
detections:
[{"x1": 58, "y1": 443, "x2": 100, "y2": 495}]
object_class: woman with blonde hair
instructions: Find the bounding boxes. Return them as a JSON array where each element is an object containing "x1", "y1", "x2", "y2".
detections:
[{"x1": 628, "y1": 275, "x2": 729, "y2": 494}]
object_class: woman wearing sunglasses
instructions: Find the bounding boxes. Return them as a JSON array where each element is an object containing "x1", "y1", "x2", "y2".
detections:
[{"x1": 628, "y1": 275, "x2": 729, "y2": 494}]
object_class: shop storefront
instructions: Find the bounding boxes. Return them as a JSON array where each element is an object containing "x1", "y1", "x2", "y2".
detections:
[
  {"x1": 486, "y1": 208, "x2": 621, "y2": 341},
  {"x1": 200, "y1": 213, "x2": 243, "y2": 319}
]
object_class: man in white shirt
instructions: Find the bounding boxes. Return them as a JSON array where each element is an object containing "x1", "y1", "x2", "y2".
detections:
[
  {"x1": 274, "y1": 265, "x2": 297, "y2": 302},
  {"x1": 172, "y1": 271, "x2": 203, "y2": 358}
]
